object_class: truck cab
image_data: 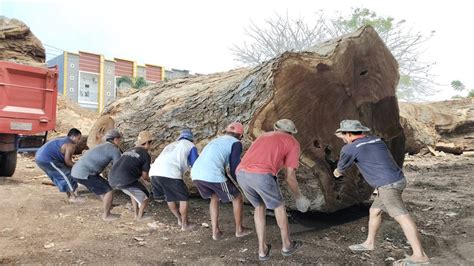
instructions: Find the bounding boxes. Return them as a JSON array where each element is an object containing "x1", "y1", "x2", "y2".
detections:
[{"x1": 0, "y1": 61, "x2": 58, "y2": 177}]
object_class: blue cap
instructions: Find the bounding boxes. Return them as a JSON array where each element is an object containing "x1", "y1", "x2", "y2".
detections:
[{"x1": 178, "y1": 129, "x2": 193, "y2": 141}]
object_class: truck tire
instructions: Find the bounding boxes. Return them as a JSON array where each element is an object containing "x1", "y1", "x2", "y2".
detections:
[{"x1": 0, "y1": 150, "x2": 17, "y2": 177}]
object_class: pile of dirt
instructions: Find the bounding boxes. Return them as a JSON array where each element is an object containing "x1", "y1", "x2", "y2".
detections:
[
  {"x1": 52, "y1": 94, "x2": 98, "y2": 139},
  {"x1": 0, "y1": 16, "x2": 45, "y2": 65}
]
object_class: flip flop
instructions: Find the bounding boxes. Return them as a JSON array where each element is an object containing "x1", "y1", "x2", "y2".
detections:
[
  {"x1": 258, "y1": 244, "x2": 271, "y2": 261},
  {"x1": 281, "y1": 240, "x2": 303, "y2": 257},
  {"x1": 349, "y1": 243, "x2": 373, "y2": 251},
  {"x1": 393, "y1": 257, "x2": 430, "y2": 266}
]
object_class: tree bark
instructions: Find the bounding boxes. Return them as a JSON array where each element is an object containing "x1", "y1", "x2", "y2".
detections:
[
  {"x1": 90, "y1": 26, "x2": 404, "y2": 212},
  {"x1": 399, "y1": 98, "x2": 474, "y2": 155},
  {"x1": 0, "y1": 16, "x2": 45, "y2": 64}
]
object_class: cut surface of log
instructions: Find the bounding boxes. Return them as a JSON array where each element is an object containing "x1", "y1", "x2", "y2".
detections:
[{"x1": 90, "y1": 26, "x2": 403, "y2": 212}]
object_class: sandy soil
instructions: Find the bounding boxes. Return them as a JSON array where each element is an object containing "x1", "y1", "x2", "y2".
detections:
[{"x1": 0, "y1": 153, "x2": 472, "y2": 264}]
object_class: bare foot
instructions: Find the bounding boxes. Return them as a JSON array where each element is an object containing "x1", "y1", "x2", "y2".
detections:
[
  {"x1": 177, "y1": 218, "x2": 182, "y2": 227},
  {"x1": 68, "y1": 196, "x2": 85, "y2": 203},
  {"x1": 235, "y1": 226, "x2": 252, "y2": 238},
  {"x1": 102, "y1": 213, "x2": 120, "y2": 221},
  {"x1": 212, "y1": 230, "x2": 224, "y2": 240},
  {"x1": 136, "y1": 213, "x2": 154, "y2": 221},
  {"x1": 181, "y1": 222, "x2": 196, "y2": 231}
]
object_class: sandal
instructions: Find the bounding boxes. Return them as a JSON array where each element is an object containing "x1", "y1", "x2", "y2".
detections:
[
  {"x1": 281, "y1": 240, "x2": 303, "y2": 257},
  {"x1": 258, "y1": 244, "x2": 271, "y2": 261}
]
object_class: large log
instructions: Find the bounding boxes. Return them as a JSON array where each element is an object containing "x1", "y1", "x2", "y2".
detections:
[
  {"x1": 0, "y1": 16, "x2": 45, "y2": 65},
  {"x1": 399, "y1": 98, "x2": 474, "y2": 154},
  {"x1": 90, "y1": 26, "x2": 404, "y2": 212}
]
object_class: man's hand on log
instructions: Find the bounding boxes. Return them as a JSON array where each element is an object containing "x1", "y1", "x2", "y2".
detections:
[{"x1": 296, "y1": 196, "x2": 310, "y2": 213}]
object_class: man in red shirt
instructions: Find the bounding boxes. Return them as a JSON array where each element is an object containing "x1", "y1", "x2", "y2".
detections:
[{"x1": 236, "y1": 119, "x2": 310, "y2": 261}]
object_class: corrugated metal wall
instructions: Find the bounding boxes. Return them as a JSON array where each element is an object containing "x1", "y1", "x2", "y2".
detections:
[
  {"x1": 115, "y1": 59, "x2": 133, "y2": 77},
  {"x1": 145, "y1": 64, "x2": 162, "y2": 82},
  {"x1": 79, "y1": 52, "x2": 100, "y2": 73}
]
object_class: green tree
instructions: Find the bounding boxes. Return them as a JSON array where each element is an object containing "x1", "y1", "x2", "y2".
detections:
[
  {"x1": 232, "y1": 8, "x2": 436, "y2": 101},
  {"x1": 116, "y1": 76, "x2": 149, "y2": 89},
  {"x1": 451, "y1": 80, "x2": 466, "y2": 91}
]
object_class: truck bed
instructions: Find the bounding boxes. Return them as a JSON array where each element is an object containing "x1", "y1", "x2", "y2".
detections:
[{"x1": 0, "y1": 61, "x2": 58, "y2": 135}]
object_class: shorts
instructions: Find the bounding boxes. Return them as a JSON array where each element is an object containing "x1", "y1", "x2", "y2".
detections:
[
  {"x1": 119, "y1": 181, "x2": 150, "y2": 207},
  {"x1": 36, "y1": 160, "x2": 77, "y2": 193},
  {"x1": 371, "y1": 179, "x2": 408, "y2": 217},
  {"x1": 73, "y1": 174, "x2": 112, "y2": 196},
  {"x1": 150, "y1": 176, "x2": 165, "y2": 199},
  {"x1": 151, "y1": 176, "x2": 189, "y2": 202},
  {"x1": 236, "y1": 170, "x2": 284, "y2": 210},
  {"x1": 193, "y1": 179, "x2": 240, "y2": 203}
]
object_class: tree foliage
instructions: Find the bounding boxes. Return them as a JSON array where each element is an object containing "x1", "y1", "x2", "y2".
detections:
[
  {"x1": 116, "y1": 76, "x2": 149, "y2": 89},
  {"x1": 231, "y1": 8, "x2": 436, "y2": 101}
]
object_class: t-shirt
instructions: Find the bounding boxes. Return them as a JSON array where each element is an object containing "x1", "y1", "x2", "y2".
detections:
[
  {"x1": 149, "y1": 139, "x2": 198, "y2": 179},
  {"x1": 35, "y1": 136, "x2": 72, "y2": 163},
  {"x1": 108, "y1": 147, "x2": 151, "y2": 188},
  {"x1": 71, "y1": 142, "x2": 122, "y2": 179},
  {"x1": 191, "y1": 135, "x2": 241, "y2": 183},
  {"x1": 237, "y1": 131, "x2": 300, "y2": 176},
  {"x1": 337, "y1": 135, "x2": 404, "y2": 188}
]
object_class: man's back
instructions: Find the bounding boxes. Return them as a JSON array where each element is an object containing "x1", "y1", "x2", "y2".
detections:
[
  {"x1": 150, "y1": 139, "x2": 195, "y2": 179},
  {"x1": 109, "y1": 147, "x2": 151, "y2": 187},
  {"x1": 71, "y1": 142, "x2": 122, "y2": 179},
  {"x1": 35, "y1": 137, "x2": 70, "y2": 163},
  {"x1": 191, "y1": 135, "x2": 238, "y2": 182},
  {"x1": 237, "y1": 131, "x2": 300, "y2": 176},
  {"x1": 338, "y1": 136, "x2": 403, "y2": 187}
]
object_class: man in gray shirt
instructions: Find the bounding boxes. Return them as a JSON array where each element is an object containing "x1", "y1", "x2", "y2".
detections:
[{"x1": 72, "y1": 129, "x2": 122, "y2": 221}]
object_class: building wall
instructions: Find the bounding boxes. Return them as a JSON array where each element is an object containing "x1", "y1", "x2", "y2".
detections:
[
  {"x1": 137, "y1": 65, "x2": 146, "y2": 78},
  {"x1": 145, "y1": 64, "x2": 163, "y2": 83},
  {"x1": 165, "y1": 68, "x2": 190, "y2": 80},
  {"x1": 66, "y1": 53, "x2": 80, "y2": 102},
  {"x1": 46, "y1": 53, "x2": 64, "y2": 95},
  {"x1": 104, "y1": 60, "x2": 116, "y2": 106},
  {"x1": 48, "y1": 51, "x2": 167, "y2": 112}
]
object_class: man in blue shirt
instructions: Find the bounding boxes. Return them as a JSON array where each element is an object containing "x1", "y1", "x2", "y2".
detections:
[
  {"x1": 191, "y1": 122, "x2": 252, "y2": 240},
  {"x1": 35, "y1": 128, "x2": 82, "y2": 202},
  {"x1": 334, "y1": 120, "x2": 429, "y2": 265}
]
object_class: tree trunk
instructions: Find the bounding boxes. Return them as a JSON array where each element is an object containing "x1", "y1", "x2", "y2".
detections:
[
  {"x1": 90, "y1": 26, "x2": 404, "y2": 212},
  {"x1": 399, "y1": 98, "x2": 474, "y2": 155},
  {"x1": 0, "y1": 16, "x2": 45, "y2": 64}
]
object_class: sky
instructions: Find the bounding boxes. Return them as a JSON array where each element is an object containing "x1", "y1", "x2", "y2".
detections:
[{"x1": 1, "y1": 0, "x2": 473, "y2": 101}]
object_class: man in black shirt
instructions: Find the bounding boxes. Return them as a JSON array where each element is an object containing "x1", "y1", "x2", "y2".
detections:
[{"x1": 109, "y1": 131, "x2": 154, "y2": 221}]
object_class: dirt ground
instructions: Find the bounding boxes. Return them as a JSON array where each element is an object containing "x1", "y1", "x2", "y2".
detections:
[{"x1": 0, "y1": 153, "x2": 472, "y2": 264}]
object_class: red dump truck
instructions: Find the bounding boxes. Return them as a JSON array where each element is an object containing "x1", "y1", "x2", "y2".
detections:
[{"x1": 0, "y1": 61, "x2": 58, "y2": 177}]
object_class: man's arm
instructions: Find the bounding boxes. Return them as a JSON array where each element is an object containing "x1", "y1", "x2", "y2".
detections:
[
  {"x1": 187, "y1": 147, "x2": 199, "y2": 167},
  {"x1": 285, "y1": 167, "x2": 310, "y2": 212},
  {"x1": 141, "y1": 171, "x2": 150, "y2": 182},
  {"x1": 228, "y1": 142, "x2": 242, "y2": 179},
  {"x1": 63, "y1": 143, "x2": 75, "y2": 168},
  {"x1": 334, "y1": 147, "x2": 356, "y2": 177},
  {"x1": 285, "y1": 167, "x2": 302, "y2": 198}
]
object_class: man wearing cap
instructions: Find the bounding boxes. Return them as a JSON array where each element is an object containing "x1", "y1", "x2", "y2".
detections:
[
  {"x1": 149, "y1": 129, "x2": 199, "y2": 231},
  {"x1": 35, "y1": 128, "x2": 83, "y2": 202},
  {"x1": 108, "y1": 130, "x2": 154, "y2": 221},
  {"x1": 333, "y1": 119, "x2": 429, "y2": 265},
  {"x1": 236, "y1": 119, "x2": 310, "y2": 261},
  {"x1": 191, "y1": 122, "x2": 252, "y2": 240},
  {"x1": 71, "y1": 129, "x2": 123, "y2": 221}
]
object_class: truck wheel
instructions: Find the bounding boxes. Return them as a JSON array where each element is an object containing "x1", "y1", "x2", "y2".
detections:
[{"x1": 0, "y1": 150, "x2": 17, "y2": 177}]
